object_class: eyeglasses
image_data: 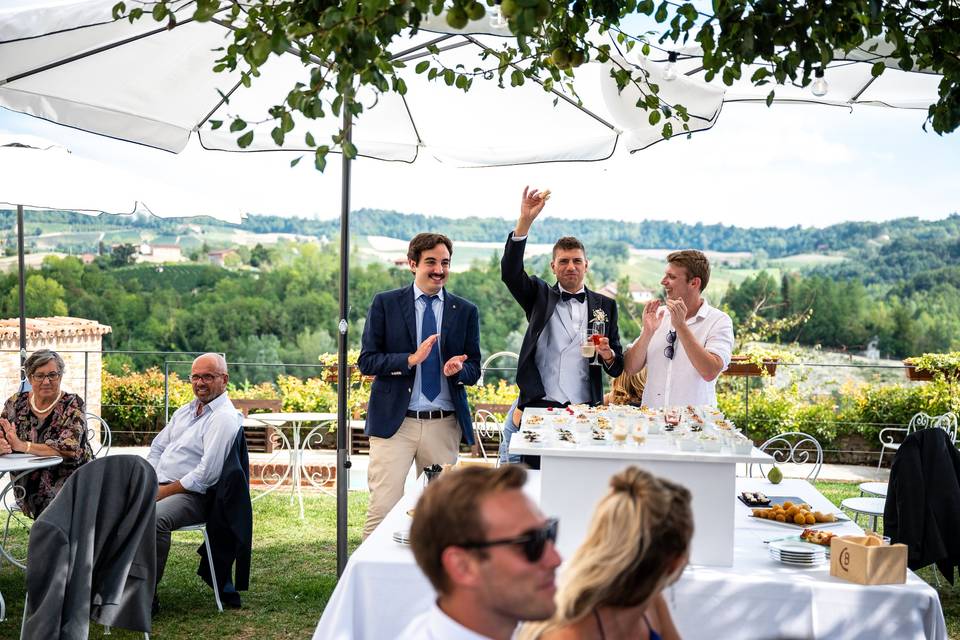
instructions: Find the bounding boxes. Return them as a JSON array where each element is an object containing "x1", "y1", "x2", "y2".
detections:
[
  {"x1": 30, "y1": 371, "x2": 62, "y2": 382},
  {"x1": 459, "y1": 518, "x2": 559, "y2": 563},
  {"x1": 190, "y1": 373, "x2": 224, "y2": 383},
  {"x1": 664, "y1": 329, "x2": 677, "y2": 360}
]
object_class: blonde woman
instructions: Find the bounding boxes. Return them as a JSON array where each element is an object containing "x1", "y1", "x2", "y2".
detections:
[
  {"x1": 520, "y1": 467, "x2": 692, "y2": 640},
  {"x1": 604, "y1": 370, "x2": 647, "y2": 407}
]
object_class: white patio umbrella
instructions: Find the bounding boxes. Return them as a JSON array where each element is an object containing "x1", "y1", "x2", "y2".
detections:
[
  {"x1": 0, "y1": 138, "x2": 244, "y2": 384},
  {"x1": 0, "y1": 0, "x2": 699, "y2": 573}
]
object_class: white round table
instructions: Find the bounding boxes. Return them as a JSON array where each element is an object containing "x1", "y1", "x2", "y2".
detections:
[
  {"x1": 245, "y1": 412, "x2": 336, "y2": 519},
  {"x1": 841, "y1": 496, "x2": 886, "y2": 533},
  {"x1": 0, "y1": 454, "x2": 62, "y2": 570},
  {"x1": 859, "y1": 481, "x2": 889, "y2": 498}
]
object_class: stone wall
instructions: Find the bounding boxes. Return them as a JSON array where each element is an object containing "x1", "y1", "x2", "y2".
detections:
[{"x1": 0, "y1": 317, "x2": 112, "y2": 444}]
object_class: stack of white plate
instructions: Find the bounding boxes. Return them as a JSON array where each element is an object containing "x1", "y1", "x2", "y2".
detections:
[
  {"x1": 768, "y1": 539, "x2": 826, "y2": 566},
  {"x1": 393, "y1": 530, "x2": 411, "y2": 545}
]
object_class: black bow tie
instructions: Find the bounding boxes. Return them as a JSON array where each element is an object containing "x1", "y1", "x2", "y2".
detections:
[{"x1": 561, "y1": 291, "x2": 586, "y2": 303}]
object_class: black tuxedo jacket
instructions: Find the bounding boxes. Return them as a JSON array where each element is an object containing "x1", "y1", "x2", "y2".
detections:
[
  {"x1": 358, "y1": 284, "x2": 481, "y2": 444},
  {"x1": 501, "y1": 232, "x2": 623, "y2": 408}
]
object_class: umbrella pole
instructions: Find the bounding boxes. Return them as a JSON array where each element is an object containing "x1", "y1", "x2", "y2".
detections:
[
  {"x1": 17, "y1": 204, "x2": 26, "y2": 382},
  {"x1": 336, "y1": 108, "x2": 353, "y2": 577}
]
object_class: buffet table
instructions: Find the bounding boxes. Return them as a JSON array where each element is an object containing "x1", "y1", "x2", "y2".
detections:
[
  {"x1": 312, "y1": 475, "x2": 946, "y2": 640},
  {"x1": 510, "y1": 407, "x2": 774, "y2": 566}
]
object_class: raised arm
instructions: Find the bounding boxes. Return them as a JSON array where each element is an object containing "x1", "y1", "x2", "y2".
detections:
[{"x1": 501, "y1": 187, "x2": 551, "y2": 314}]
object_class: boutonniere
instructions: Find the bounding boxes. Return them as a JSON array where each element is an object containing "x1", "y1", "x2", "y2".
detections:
[{"x1": 592, "y1": 309, "x2": 608, "y2": 324}]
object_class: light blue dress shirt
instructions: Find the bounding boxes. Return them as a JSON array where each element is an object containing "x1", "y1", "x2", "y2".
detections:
[{"x1": 409, "y1": 284, "x2": 454, "y2": 412}]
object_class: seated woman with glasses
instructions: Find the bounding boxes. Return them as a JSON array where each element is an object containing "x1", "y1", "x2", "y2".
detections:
[
  {"x1": 520, "y1": 466, "x2": 692, "y2": 640},
  {"x1": 0, "y1": 349, "x2": 94, "y2": 517}
]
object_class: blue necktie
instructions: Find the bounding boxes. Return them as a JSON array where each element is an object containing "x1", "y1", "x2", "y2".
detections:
[{"x1": 420, "y1": 294, "x2": 441, "y2": 401}]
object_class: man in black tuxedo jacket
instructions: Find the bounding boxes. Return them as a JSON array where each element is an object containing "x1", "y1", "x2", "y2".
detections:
[
  {"x1": 358, "y1": 233, "x2": 481, "y2": 538},
  {"x1": 501, "y1": 187, "x2": 624, "y2": 420}
]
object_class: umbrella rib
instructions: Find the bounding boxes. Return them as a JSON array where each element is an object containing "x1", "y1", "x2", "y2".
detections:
[
  {"x1": 461, "y1": 34, "x2": 619, "y2": 133},
  {"x1": 394, "y1": 40, "x2": 472, "y2": 63},
  {"x1": 0, "y1": 19, "x2": 194, "y2": 86},
  {"x1": 850, "y1": 74, "x2": 879, "y2": 103},
  {"x1": 390, "y1": 34, "x2": 457, "y2": 61}
]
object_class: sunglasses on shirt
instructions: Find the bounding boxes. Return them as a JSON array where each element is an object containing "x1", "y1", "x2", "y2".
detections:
[
  {"x1": 664, "y1": 329, "x2": 677, "y2": 360},
  {"x1": 459, "y1": 518, "x2": 559, "y2": 563}
]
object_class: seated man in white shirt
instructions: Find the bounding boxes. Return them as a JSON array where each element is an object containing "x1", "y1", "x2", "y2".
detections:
[
  {"x1": 399, "y1": 465, "x2": 561, "y2": 640},
  {"x1": 147, "y1": 353, "x2": 241, "y2": 611},
  {"x1": 623, "y1": 250, "x2": 734, "y2": 408}
]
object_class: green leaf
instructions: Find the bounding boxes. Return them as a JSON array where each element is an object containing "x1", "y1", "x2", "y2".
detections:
[
  {"x1": 871, "y1": 61, "x2": 885, "y2": 78},
  {"x1": 237, "y1": 130, "x2": 254, "y2": 148},
  {"x1": 305, "y1": 132, "x2": 316, "y2": 147},
  {"x1": 229, "y1": 118, "x2": 247, "y2": 132},
  {"x1": 342, "y1": 140, "x2": 358, "y2": 159},
  {"x1": 112, "y1": 3, "x2": 126, "y2": 20},
  {"x1": 648, "y1": 110, "x2": 661, "y2": 125},
  {"x1": 642, "y1": 43, "x2": 651, "y2": 56},
  {"x1": 661, "y1": 121, "x2": 673, "y2": 138},
  {"x1": 271, "y1": 127, "x2": 285, "y2": 146},
  {"x1": 654, "y1": 1, "x2": 668, "y2": 23},
  {"x1": 765, "y1": 90, "x2": 775, "y2": 107},
  {"x1": 290, "y1": 156, "x2": 302, "y2": 168},
  {"x1": 314, "y1": 148, "x2": 328, "y2": 172},
  {"x1": 415, "y1": 61, "x2": 430, "y2": 74},
  {"x1": 209, "y1": 120, "x2": 222, "y2": 130},
  {"x1": 151, "y1": 3, "x2": 167, "y2": 20}
]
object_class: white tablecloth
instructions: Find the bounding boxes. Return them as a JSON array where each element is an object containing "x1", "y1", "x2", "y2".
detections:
[{"x1": 314, "y1": 476, "x2": 947, "y2": 640}]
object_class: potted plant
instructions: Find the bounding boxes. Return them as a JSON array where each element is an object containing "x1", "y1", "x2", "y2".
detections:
[
  {"x1": 903, "y1": 352, "x2": 960, "y2": 382},
  {"x1": 724, "y1": 348, "x2": 792, "y2": 377}
]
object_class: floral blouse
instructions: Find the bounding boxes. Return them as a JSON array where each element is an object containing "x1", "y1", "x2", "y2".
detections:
[{"x1": 3, "y1": 392, "x2": 94, "y2": 518}]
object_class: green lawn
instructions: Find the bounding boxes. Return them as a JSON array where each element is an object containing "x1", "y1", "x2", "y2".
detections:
[{"x1": 0, "y1": 484, "x2": 955, "y2": 639}]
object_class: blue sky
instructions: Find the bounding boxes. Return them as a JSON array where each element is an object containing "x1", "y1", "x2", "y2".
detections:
[{"x1": 2, "y1": 6, "x2": 958, "y2": 228}]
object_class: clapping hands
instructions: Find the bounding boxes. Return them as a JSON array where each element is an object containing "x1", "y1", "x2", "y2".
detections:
[{"x1": 0, "y1": 418, "x2": 17, "y2": 455}]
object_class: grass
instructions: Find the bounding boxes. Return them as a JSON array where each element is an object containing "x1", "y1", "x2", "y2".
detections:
[{"x1": 0, "y1": 483, "x2": 955, "y2": 639}]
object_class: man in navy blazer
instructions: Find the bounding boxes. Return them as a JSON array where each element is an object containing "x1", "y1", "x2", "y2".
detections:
[{"x1": 359, "y1": 233, "x2": 481, "y2": 538}]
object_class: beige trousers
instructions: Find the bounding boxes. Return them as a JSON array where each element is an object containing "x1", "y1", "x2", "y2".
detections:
[{"x1": 363, "y1": 415, "x2": 461, "y2": 539}]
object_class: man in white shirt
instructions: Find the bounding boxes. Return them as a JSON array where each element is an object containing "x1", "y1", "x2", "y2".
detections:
[
  {"x1": 147, "y1": 352, "x2": 241, "y2": 608},
  {"x1": 624, "y1": 250, "x2": 734, "y2": 407},
  {"x1": 399, "y1": 465, "x2": 561, "y2": 640}
]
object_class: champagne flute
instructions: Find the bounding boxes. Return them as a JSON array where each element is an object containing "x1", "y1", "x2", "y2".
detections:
[
  {"x1": 580, "y1": 329, "x2": 596, "y2": 360},
  {"x1": 589, "y1": 320, "x2": 605, "y2": 366}
]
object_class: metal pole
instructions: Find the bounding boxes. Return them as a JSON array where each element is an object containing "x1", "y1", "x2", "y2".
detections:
[
  {"x1": 17, "y1": 205, "x2": 27, "y2": 379},
  {"x1": 336, "y1": 106, "x2": 353, "y2": 577}
]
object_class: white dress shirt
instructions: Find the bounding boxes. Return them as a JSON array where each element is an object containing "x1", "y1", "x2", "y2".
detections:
[
  {"x1": 408, "y1": 284, "x2": 454, "y2": 412},
  {"x1": 395, "y1": 602, "x2": 498, "y2": 640},
  {"x1": 147, "y1": 392, "x2": 240, "y2": 493},
  {"x1": 638, "y1": 298, "x2": 734, "y2": 408}
]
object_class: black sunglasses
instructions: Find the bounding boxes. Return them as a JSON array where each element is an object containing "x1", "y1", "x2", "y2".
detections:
[
  {"x1": 664, "y1": 329, "x2": 677, "y2": 360},
  {"x1": 460, "y1": 518, "x2": 559, "y2": 563}
]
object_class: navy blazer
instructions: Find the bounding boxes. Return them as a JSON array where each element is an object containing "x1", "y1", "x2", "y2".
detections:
[
  {"x1": 501, "y1": 232, "x2": 624, "y2": 408},
  {"x1": 358, "y1": 284, "x2": 481, "y2": 444}
]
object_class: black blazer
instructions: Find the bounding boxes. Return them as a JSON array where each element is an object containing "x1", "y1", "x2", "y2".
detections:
[
  {"x1": 198, "y1": 428, "x2": 252, "y2": 592},
  {"x1": 884, "y1": 427, "x2": 960, "y2": 583},
  {"x1": 501, "y1": 232, "x2": 623, "y2": 408},
  {"x1": 358, "y1": 284, "x2": 481, "y2": 444}
]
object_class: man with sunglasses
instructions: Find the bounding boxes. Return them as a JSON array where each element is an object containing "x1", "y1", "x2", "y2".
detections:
[
  {"x1": 147, "y1": 353, "x2": 243, "y2": 610},
  {"x1": 400, "y1": 465, "x2": 561, "y2": 640},
  {"x1": 624, "y1": 250, "x2": 734, "y2": 408}
]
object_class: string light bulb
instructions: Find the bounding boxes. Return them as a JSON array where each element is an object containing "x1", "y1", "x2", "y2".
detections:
[
  {"x1": 489, "y1": 1, "x2": 507, "y2": 28},
  {"x1": 663, "y1": 51, "x2": 679, "y2": 82},
  {"x1": 811, "y1": 68, "x2": 829, "y2": 97}
]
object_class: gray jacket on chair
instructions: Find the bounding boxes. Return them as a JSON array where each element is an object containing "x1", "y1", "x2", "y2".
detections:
[{"x1": 22, "y1": 455, "x2": 158, "y2": 639}]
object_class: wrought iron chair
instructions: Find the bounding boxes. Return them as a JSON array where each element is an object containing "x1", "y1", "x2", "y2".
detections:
[
  {"x1": 85, "y1": 411, "x2": 112, "y2": 458},
  {"x1": 750, "y1": 431, "x2": 823, "y2": 482},
  {"x1": 472, "y1": 409, "x2": 504, "y2": 466},
  {"x1": 878, "y1": 411, "x2": 957, "y2": 470},
  {"x1": 1, "y1": 413, "x2": 114, "y2": 569}
]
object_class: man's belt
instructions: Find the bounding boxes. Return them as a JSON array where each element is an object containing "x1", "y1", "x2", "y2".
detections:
[{"x1": 405, "y1": 409, "x2": 455, "y2": 420}]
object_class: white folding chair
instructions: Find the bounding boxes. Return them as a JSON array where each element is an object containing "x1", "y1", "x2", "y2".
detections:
[
  {"x1": 750, "y1": 431, "x2": 824, "y2": 481},
  {"x1": 172, "y1": 523, "x2": 223, "y2": 613}
]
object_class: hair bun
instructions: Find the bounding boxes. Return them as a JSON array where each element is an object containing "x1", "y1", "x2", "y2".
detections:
[{"x1": 610, "y1": 466, "x2": 654, "y2": 499}]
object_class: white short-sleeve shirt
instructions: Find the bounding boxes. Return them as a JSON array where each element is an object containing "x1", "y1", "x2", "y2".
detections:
[{"x1": 636, "y1": 298, "x2": 734, "y2": 408}]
